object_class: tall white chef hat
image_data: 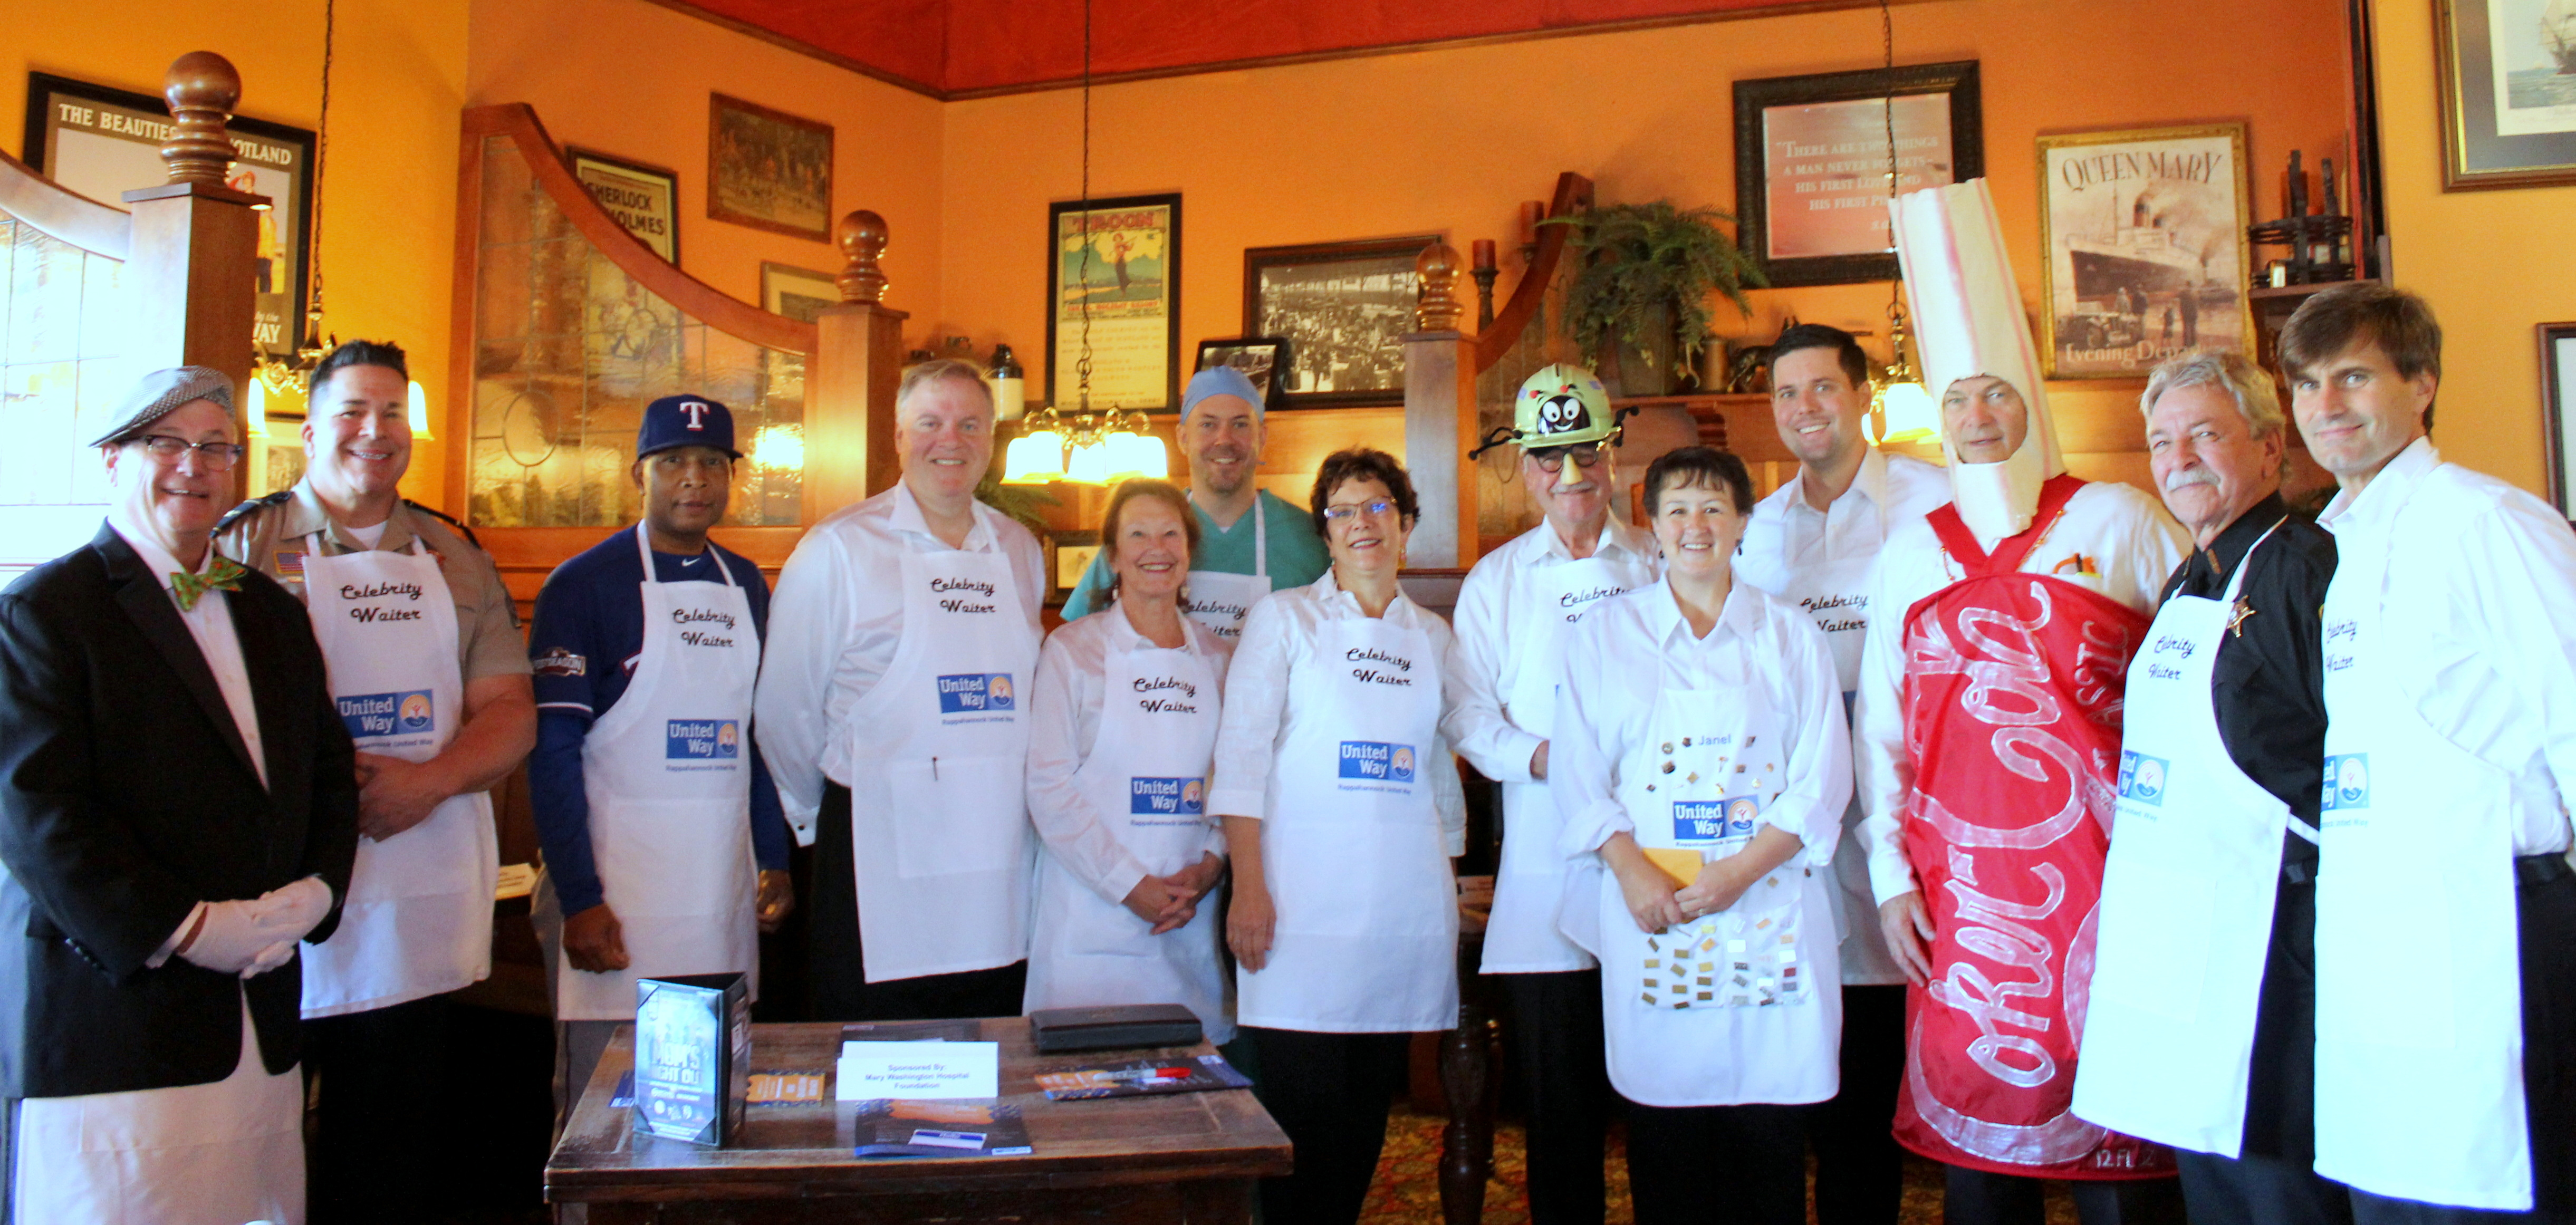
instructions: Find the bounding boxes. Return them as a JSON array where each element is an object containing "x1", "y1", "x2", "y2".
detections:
[{"x1": 1889, "y1": 179, "x2": 2064, "y2": 538}]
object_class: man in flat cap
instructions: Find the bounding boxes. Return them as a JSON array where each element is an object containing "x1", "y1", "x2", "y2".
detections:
[
  {"x1": 214, "y1": 339, "x2": 534, "y2": 1223},
  {"x1": 0, "y1": 366, "x2": 359, "y2": 1223}
]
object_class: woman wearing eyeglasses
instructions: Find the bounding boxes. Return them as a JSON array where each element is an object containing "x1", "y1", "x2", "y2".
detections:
[
  {"x1": 1021, "y1": 479, "x2": 1233, "y2": 1041},
  {"x1": 1551, "y1": 447, "x2": 1852, "y2": 1225},
  {"x1": 1209, "y1": 447, "x2": 1470, "y2": 1225}
]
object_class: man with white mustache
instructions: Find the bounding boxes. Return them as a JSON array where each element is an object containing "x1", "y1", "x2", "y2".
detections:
[
  {"x1": 756, "y1": 359, "x2": 1047, "y2": 1020},
  {"x1": 1735, "y1": 323, "x2": 1946, "y2": 1225},
  {"x1": 215, "y1": 339, "x2": 535, "y2": 1223},
  {"x1": 2072, "y1": 350, "x2": 2347, "y2": 1225},
  {"x1": 1853, "y1": 181, "x2": 2188, "y2": 1223},
  {"x1": 1059, "y1": 366, "x2": 1328, "y2": 640},
  {"x1": 1445, "y1": 364, "x2": 1661, "y2": 1225}
]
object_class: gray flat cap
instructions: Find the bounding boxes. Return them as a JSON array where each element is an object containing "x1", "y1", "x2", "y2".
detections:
[{"x1": 90, "y1": 366, "x2": 237, "y2": 448}]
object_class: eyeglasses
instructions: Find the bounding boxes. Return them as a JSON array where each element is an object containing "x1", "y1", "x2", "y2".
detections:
[
  {"x1": 1528, "y1": 443, "x2": 1604, "y2": 473},
  {"x1": 134, "y1": 435, "x2": 246, "y2": 471},
  {"x1": 1322, "y1": 498, "x2": 1397, "y2": 523}
]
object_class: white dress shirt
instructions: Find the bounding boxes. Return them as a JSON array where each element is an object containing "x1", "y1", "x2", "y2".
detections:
[
  {"x1": 1026, "y1": 602, "x2": 1234, "y2": 904},
  {"x1": 1550, "y1": 576, "x2": 1853, "y2": 863},
  {"x1": 2320, "y1": 438, "x2": 2576, "y2": 856},
  {"x1": 1854, "y1": 481, "x2": 2189, "y2": 902},
  {"x1": 1206, "y1": 571, "x2": 1469, "y2": 852},
  {"x1": 116, "y1": 522, "x2": 266, "y2": 789},
  {"x1": 1446, "y1": 515, "x2": 1660, "y2": 783},
  {"x1": 753, "y1": 483, "x2": 1047, "y2": 841},
  {"x1": 1736, "y1": 447, "x2": 1951, "y2": 613}
]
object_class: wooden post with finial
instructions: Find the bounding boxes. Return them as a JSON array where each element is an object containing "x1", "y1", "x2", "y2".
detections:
[
  {"x1": 1399, "y1": 239, "x2": 1480, "y2": 568},
  {"x1": 805, "y1": 208, "x2": 911, "y2": 517},
  {"x1": 121, "y1": 52, "x2": 265, "y2": 404}
]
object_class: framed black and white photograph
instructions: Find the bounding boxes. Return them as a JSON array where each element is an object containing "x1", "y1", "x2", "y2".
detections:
[
  {"x1": 708, "y1": 92, "x2": 833, "y2": 241},
  {"x1": 2437, "y1": 0, "x2": 2576, "y2": 188},
  {"x1": 567, "y1": 147, "x2": 679, "y2": 263},
  {"x1": 1194, "y1": 336, "x2": 1292, "y2": 412},
  {"x1": 758, "y1": 261, "x2": 839, "y2": 323},
  {"x1": 25, "y1": 71, "x2": 317, "y2": 361},
  {"x1": 1049, "y1": 192, "x2": 1181, "y2": 413},
  {"x1": 1243, "y1": 236, "x2": 1433, "y2": 409},
  {"x1": 1732, "y1": 61, "x2": 1982, "y2": 287},
  {"x1": 2541, "y1": 321, "x2": 2576, "y2": 515}
]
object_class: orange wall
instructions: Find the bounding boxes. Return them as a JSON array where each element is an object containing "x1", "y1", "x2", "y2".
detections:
[
  {"x1": 466, "y1": 0, "x2": 947, "y2": 332},
  {"x1": 932, "y1": 0, "x2": 2353, "y2": 494},
  {"x1": 2370, "y1": 0, "x2": 2576, "y2": 496},
  {"x1": 2, "y1": 0, "x2": 471, "y2": 507}
]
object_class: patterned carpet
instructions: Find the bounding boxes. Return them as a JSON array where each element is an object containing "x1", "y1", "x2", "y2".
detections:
[{"x1": 1359, "y1": 1106, "x2": 2079, "y2": 1224}]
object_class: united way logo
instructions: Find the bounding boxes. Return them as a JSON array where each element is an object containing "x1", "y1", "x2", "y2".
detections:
[
  {"x1": 1673, "y1": 800, "x2": 1725, "y2": 843},
  {"x1": 1339, "y1": 741, "x2": 1416, "y2": 783},
  {"x1": 666, "y1": 719, "x2": 741, "y2": 760},
  {"x1": 1725, "y1": 796, "x2": 1760, "y2": 837},
  {"x1": 1130, "y1": 776, "x2": 1206, "y2": 816},
  {"x1": 2321, "y1": 753, "x2": 2370, "y2": 811},
  {"x1": 337, "y1": 689, "x2": 432, "y2": 739},
  {"x1": 2117, "y1": 751, "x2": 2169, "y2": 807},
  {"x1": 937, "y1": 673, "x2": 1015, "y2": 713}
]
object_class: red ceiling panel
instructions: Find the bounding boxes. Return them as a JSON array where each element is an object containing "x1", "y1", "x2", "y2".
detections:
[{"x1": 678, "y1": 0, "x2": 1814, "y2": 96}]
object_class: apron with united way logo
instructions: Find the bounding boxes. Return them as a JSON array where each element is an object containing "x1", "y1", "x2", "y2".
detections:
[
  {"x1": 555, "y1": 525, "x2": 763, "y2": 1020},
  {"x1": 844, "y1": 542, "x2": 1042, "y2": 981},
  {"x1": 299, "y1": 535, "x2": 497, "y2": 1016}
]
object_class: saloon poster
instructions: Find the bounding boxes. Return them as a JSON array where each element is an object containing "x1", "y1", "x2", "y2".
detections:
[
  {"x1": 28, "y1": 72, "x2": 315, "y2": 362},
  {"x1": 2037, "y1": 124, "x2": 2252, "y2": 379},
  {"x1": 1046, "y1": 193, "x2": 1180, "y2": 413}
]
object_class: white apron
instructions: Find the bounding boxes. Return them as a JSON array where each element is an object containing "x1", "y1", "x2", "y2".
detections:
[
  {"x1": 844, "y1": 544, "x2": 1042, "y2": 982},
  {"x1": 1765, "y1": 536, "x2": 1897, "y2": 985},
  {"x1": 1593, "y1": 678, "x2": 1839, "y2": 1107},
  {"x1": 2312, "y1": 486, "x2": 2532, "y2": 1211},
  {"x1": 1239, "y1": 615, "x2": 1458, "y2": 1033},
  {"x1": 1023, "y1": 631, "x2": 1232, "y2": 1041},
  {"x1": 2073, "y1": 520, "x2": 2300, "y2": 1158},
  {"x1": 1183, "y1": 498, "x2": 1267, "y2": 642},
  {"x1": 298, "y1": 538, "x2": 497, "y2": 1017},
  {"x1": 12, "y1": 993, "x2": 303, "y2": 1225},
  {"x1": 1484, "y1": 553, "x2": 1640, "y2": 973},
  {"x1": 554, "y1": 526, "x2": 763, "y2": 1020}
]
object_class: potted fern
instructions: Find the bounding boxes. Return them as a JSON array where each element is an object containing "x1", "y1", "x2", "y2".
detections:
[{"x1": 1550, "y1": 201, "x2": 1765, "y2": 396}]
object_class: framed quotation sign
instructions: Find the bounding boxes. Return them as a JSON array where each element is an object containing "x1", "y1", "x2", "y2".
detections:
[{"x1": 1732, "y1": 61, "x2": 1983, "y2": 287}]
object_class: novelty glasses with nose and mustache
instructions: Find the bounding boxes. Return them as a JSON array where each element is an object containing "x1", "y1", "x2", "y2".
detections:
[{"x1": 1527, "y1": 443, "x2": 1604, "y2": 474}]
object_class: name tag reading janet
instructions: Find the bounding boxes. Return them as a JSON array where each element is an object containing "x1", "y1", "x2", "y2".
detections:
[{"x1": 834, "y1": 1041, "x2": 999, "y2": 1101}]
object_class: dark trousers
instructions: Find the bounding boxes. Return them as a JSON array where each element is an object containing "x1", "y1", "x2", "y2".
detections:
[
  {"x1": 1502, "y1": 970, "x2": 1611, "y2": 1225},
  {"x1": 2179, "y1": 1149, "x2": 2353, "y2": 1225},
  {"x1": 1941, "y1": 1166, "x2": 2185, "y2": 1225},
  {"x1": 305, "y1": 994, "x2": 454, "y2": 1224},
  {"x1": 1626, "y1": 1102, "x2": 1806, "y2": 1225},
  {"x1": 1243, "y1": 1027, "x2": 1411, "y2": 1225},
  {"x1": 1810, "y1": 982, "x2": 1907, "y2": 1225},
  {"x1": 809, "y1": 780, "x2": 1027, "y2": 1021}
]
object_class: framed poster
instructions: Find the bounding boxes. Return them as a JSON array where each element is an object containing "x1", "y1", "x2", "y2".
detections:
[
  {"x1": 707, "y1": 93, "x2": 832, "y2": 241},
  {"x1": 1194, "y1": 336, "x2": 1293, "y2": 411},
  {"x1": 1242, "y1": 236, "x2": 1432, "y2": 409},
  {"x1": 567, "y1": 147, "x2": 679, "y2": 263},
  {"x1": 2438, "y1": 0, "x2": 2576, "y2": 188},
  {"x1": 758, "y1": 262, "x2": 839, "y2": 323},
  {"x1": 24, "y1": 71, "x2": 316, "y2": 361},
  {"x1": 1047, "y1": 193, "x2": 1181, "y2": 413},
  {"x1": 1733, "y1": 61, "x2": 1982, "y2": 287},
  {"x1": 2542, "y1": 322, "x2": 2576, "y2": 515},
  {"x1": 2036, "y1": 123, "x2": 2253, "y2": 380}
]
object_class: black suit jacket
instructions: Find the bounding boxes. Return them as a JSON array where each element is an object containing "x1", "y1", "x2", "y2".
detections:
[{"x1": 0, "y1": 525, "x2": 360, "y2": 1097}]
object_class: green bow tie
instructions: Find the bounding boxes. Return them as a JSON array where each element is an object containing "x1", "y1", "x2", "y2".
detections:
[{"x1": 171, "y1": 555, "x2": 248, "y2": 612}]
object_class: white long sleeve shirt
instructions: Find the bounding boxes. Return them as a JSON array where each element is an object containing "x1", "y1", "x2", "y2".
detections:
[
  {"x1": 1206, "y1": 572, "x2": 1469, "y2": 853},
  {"x1": 752, "y1": 483, "x2": 1047, "y2": 842},
  {"x1": 1550, "y1": 576, "x2": 1852, "y2": 863},
  {"x1": 1025, "y1": 604, "x2": 1234, "y2": 905},
  {"x1": 1854, "y1": 480, "x2": 2189, "y2": 903},
  {"x1": 2320, "y1": 438, "x2": 2576, "y2": 856},
  {"x1": 1736, "y1": 447, "x2": 1951, "y2": 624},
  {"x1": 1445, "y1": 516, "x2": 1660, "y2": 784}
]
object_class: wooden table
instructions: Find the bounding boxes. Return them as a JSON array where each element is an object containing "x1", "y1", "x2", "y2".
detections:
[{"x1": 547, "y1": 1019, "x2": 1292, "y2": 1223}]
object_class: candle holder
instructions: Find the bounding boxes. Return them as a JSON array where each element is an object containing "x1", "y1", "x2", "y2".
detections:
[{"x1": 1471, "y1": 265, "x2": 1500, "y2": 329}]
